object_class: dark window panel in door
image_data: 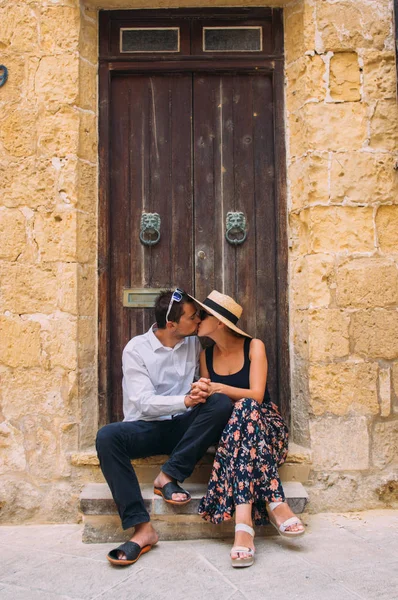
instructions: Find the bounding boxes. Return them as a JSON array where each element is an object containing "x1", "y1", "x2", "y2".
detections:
[
  {"x1": 120, "y1": 27, "x2": 180, "y2": 53},
  {"x1": 203, "y1": 27, "x2": 262, "y2": 52}
]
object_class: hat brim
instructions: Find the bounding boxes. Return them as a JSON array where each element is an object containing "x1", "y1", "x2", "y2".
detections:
[{"x1": 188, "y1": 294, "x2": 252, "y2": 338}]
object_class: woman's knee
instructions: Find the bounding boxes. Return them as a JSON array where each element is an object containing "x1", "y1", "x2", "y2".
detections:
[{"x1": 235, "y1": 397, "x2": 257, "y2": 410}]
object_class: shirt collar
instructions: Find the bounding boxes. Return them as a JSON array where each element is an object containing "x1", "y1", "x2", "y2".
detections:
[
  {"x1": 148, "y1": 324, "x2": 187, "y2": 352},
  {"x1": 148, "y1": 324, "x2": 163, "y2": 352}
]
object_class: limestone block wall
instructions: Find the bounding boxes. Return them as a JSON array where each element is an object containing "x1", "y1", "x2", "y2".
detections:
[
  {"x1": 0, "y1": 0, "x2": 99, "y2": 521},
  {"x1": 0, "y1": 0, "x2": 397, "y2": 524},
  {"x1": 285, "y1": 0, "x2": 398, "y2": 510}
]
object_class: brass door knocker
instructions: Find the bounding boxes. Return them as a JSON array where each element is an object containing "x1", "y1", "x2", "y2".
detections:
[
  {"x1": 139, "y1": 212, "x2": 161, "y2": 246},
  {"x1": 225, "y1": 211, "x2": 247, "y2": 245}
]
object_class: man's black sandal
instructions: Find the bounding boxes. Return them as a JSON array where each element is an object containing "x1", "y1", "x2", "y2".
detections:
[
  {"x1": 107, "y1": 541, "x2": 152, "y2": 566},
  {"x1": 154, "y1": 482, "x2": 191, "y2": 505}
]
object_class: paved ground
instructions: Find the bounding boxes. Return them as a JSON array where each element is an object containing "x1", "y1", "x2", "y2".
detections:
[{"x1": 0, "y1": 510, "x2": 397, "y2": 600}]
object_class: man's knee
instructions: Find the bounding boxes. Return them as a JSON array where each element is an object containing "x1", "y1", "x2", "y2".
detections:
[
  {"x1": 207, "y1": 393, "x2": 234, "y2": 420},
  {"x1": 96, "y1": 422, "x2": 122, "y2": 455}
]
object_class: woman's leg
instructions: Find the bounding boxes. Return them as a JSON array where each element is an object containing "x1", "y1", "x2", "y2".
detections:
[
  {"x1": 266, "y1": 501, "x2": 305, "y2": 534},
  {"x1": 260, "y1": 403, "x2": 305, "y2": 535},
  {"x1": 199, "y1": 397, "x2": 303, "y2": 536},
  {"x1": 199, "y1": 397, "x2": 282, "y2": 525},
  {"x1": 231, "y1": 504, "x2": 255, "y2": 560}
]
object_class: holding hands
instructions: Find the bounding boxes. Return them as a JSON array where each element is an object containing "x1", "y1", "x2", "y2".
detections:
[{"x1": 184, "y1": 377, "x2": 219, "y2": 407}]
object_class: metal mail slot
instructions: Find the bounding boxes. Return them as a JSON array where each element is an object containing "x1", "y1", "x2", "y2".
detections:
[{"x1": 123, "y1": 288, "x2": 162, "y2": 308}]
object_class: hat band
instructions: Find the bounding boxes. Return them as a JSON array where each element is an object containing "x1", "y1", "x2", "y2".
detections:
[{"x1": 203, "y1": 298, "x2": 239, "y2": 325}]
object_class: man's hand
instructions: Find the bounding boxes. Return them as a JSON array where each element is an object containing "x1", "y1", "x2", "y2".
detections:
[{"x1": 184, "y1": 394, "x2": 206, "y2": 408}]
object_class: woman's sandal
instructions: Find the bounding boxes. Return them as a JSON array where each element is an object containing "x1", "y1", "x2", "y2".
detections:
[
  {"x1": 230, "y1": 523, "x2": 255, "y2": 568},
  {"x1": 107, "y1": 541, "x2": 153, "y2": 566},
  {"x1": 267, "y1": 501, "x2": 305, "y2": 538},
  {"x1": 154, "y1": 481, "x2": 191, "y2": 505}
]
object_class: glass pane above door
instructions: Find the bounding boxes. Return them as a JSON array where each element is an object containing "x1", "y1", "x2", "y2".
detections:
[
  {"x1": 203, "y1": 27, "x2": 262, "y2": 52},
  {"x1": 120, "y1": 27, "x2": 180, "y2": 53}
]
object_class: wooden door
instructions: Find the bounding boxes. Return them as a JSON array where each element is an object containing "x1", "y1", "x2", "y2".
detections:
[
  {"x1": 107, "y1": 71, "x2": 280, "y2": 423},
  {"x1": 109, "y1": 73, "x2": 194, "y2": 422},
  {"x1": 99, "y1": 8, "x2": 289, "y2": 425}
]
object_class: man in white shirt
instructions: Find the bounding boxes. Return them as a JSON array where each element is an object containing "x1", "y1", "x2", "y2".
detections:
[{"x1": 96, "y1": 289, "x2": 234, "y2": 566}]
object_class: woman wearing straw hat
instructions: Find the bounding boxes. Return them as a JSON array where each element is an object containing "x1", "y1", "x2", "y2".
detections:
[{"x1": 189, "y1": 290, "x2": 305, "y2": 568}]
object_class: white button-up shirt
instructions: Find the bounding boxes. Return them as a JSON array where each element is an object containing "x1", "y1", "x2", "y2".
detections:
[{"x1": 122, "y1": 325, "x2": 201, "y2": 422}]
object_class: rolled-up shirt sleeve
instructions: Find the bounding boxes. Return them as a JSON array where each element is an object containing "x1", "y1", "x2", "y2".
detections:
[{"x1": 123, "y1": 348, "x2": 188, "y2": 420}]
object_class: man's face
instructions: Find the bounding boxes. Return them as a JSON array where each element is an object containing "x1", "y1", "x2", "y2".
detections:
[{"x1": 173, "y1": 302, "x2": 201, "y2": 338}]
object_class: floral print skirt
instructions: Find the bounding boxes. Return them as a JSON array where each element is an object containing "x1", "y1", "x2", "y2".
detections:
[{"x1": 198, "y1": 397, "x2": 289, "y2": 526}]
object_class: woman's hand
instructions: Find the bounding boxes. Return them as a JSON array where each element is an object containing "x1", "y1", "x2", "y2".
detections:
[
  {"x1": 190, "y1": 378, "x2": 225, "y2": 403},
  {"x1": 208, "y1": 381, "x2": 223, "y2": 396},
  {"x1": 191, "y1": 378, "x2": 224, "y2": 398},
  {"x1": 189, "y1": 377, "x2": 211, "y2": 402}
]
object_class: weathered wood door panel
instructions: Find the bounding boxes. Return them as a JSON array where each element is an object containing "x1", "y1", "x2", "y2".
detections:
[
  {"x1": 109, "y1": 71, "x2": 279, "y2": 422},
  {"x1": 109, "y1": 73, "x2": 193, "y2": 421},
  {"x1": 193, "y1": 72, "x2": 278, "y2": 402}
]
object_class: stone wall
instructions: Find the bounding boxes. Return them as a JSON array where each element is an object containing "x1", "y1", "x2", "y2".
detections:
[
  {"x1": 0, "y1": 0, "x2": 99, "y2": 521},
  {"x1": 0, "y1": 0, "x2": 397, "y2": 524},
  {"x1": 285, "y1": 0, "x2": 398, "y2": 510}
]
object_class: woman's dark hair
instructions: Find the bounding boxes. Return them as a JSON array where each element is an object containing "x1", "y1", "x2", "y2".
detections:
[
  {"x1": 228, "y1": 328, "x2": 246, "y2": 339},
  {"x1": 155, "y1": 290, "x2": 194, "y2": 329}
]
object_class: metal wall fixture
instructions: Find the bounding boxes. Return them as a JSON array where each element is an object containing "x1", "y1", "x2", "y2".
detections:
[
  {"x1": 0, "y1": 66, "x2": 8, "y2": 88},
  {"x1": 225, "y1": 211, "x2": 247, "y2": 245},
  {"x1": 139, "y1": 212, "x2": 161, "y2": 246}
]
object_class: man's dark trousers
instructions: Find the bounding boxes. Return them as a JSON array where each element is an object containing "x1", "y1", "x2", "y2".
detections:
[{"x1": 96, "y1": 393, "x2": 233, "y2": 530}]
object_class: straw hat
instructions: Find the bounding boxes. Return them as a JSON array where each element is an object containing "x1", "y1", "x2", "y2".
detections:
[{"x1": 189, "y1": 290, "x2": 251, "y2": 338}]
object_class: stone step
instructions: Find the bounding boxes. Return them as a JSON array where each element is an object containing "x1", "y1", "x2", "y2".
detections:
[
  {"x1": 80, "y1": 482, "x2": 309, "y2": 543},
  {"x1": 71, "y1": 444, "x2": 311, "y2": 484}
]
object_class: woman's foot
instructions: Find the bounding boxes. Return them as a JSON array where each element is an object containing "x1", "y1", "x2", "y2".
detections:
[
  {"x1": 267, "y1": 501, "x2": 305, "y2": 537},
  {"x1": 116, "y1": 522, "x2": 159, "y2": 560},
  {"x1": 230, "y1": 522, "x2": 255, "y2": 566}
]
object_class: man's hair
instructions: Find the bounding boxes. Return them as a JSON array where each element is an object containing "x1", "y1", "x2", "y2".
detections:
[{"x1": 155, "y1": 290, "x2": 194, "y2": 329}]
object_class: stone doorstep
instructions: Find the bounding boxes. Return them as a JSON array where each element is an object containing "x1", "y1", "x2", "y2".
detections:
[
  {"x1": 80, "y1": 482, "x2": 309, "y2": 543},
  {"x1": 77, "y1": 445, "x2": 310, "y2": 544},
  {"x1": 71, "y1": 447, "x2": 220, "y2": 468},
  {"x1": 82, "y1": 514, "x2": 240, "y2": 543},
  {"x1": 81, "y1": 481, "x2": 308, "y2": 516},
  {"x1": 71, "y1": 443, "x2": 312, "y2": 467},
  {"x1": 71, "y1": 444, "x2": 312, "y2": 484}
]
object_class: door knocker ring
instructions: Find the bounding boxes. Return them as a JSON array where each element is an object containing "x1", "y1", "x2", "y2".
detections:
[
  {"x1": 140, "y1": 212, "x2": 161, "y2": 246},
  {"x1": 225, "y1": 211, "x2": 247, "y2": 245}
]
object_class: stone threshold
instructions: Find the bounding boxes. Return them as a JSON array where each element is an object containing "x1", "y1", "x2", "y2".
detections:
[
  {"x1": 71, "y1": 442, "x2": 311, "y2": 467},
  {"x1": 80, "y1": 481, "x2": 309, "y2": 543},
  {"x1": 81, "y1": 481, "x2": 308, "y2": 516},
  {"x1": 71, "y1": 443, "x2": 312, "y2": 483}
]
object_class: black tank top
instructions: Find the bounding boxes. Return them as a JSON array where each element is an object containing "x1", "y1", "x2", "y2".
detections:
[{"x1": 205, "y1": 337, "x2": 271, "y2": 404}]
